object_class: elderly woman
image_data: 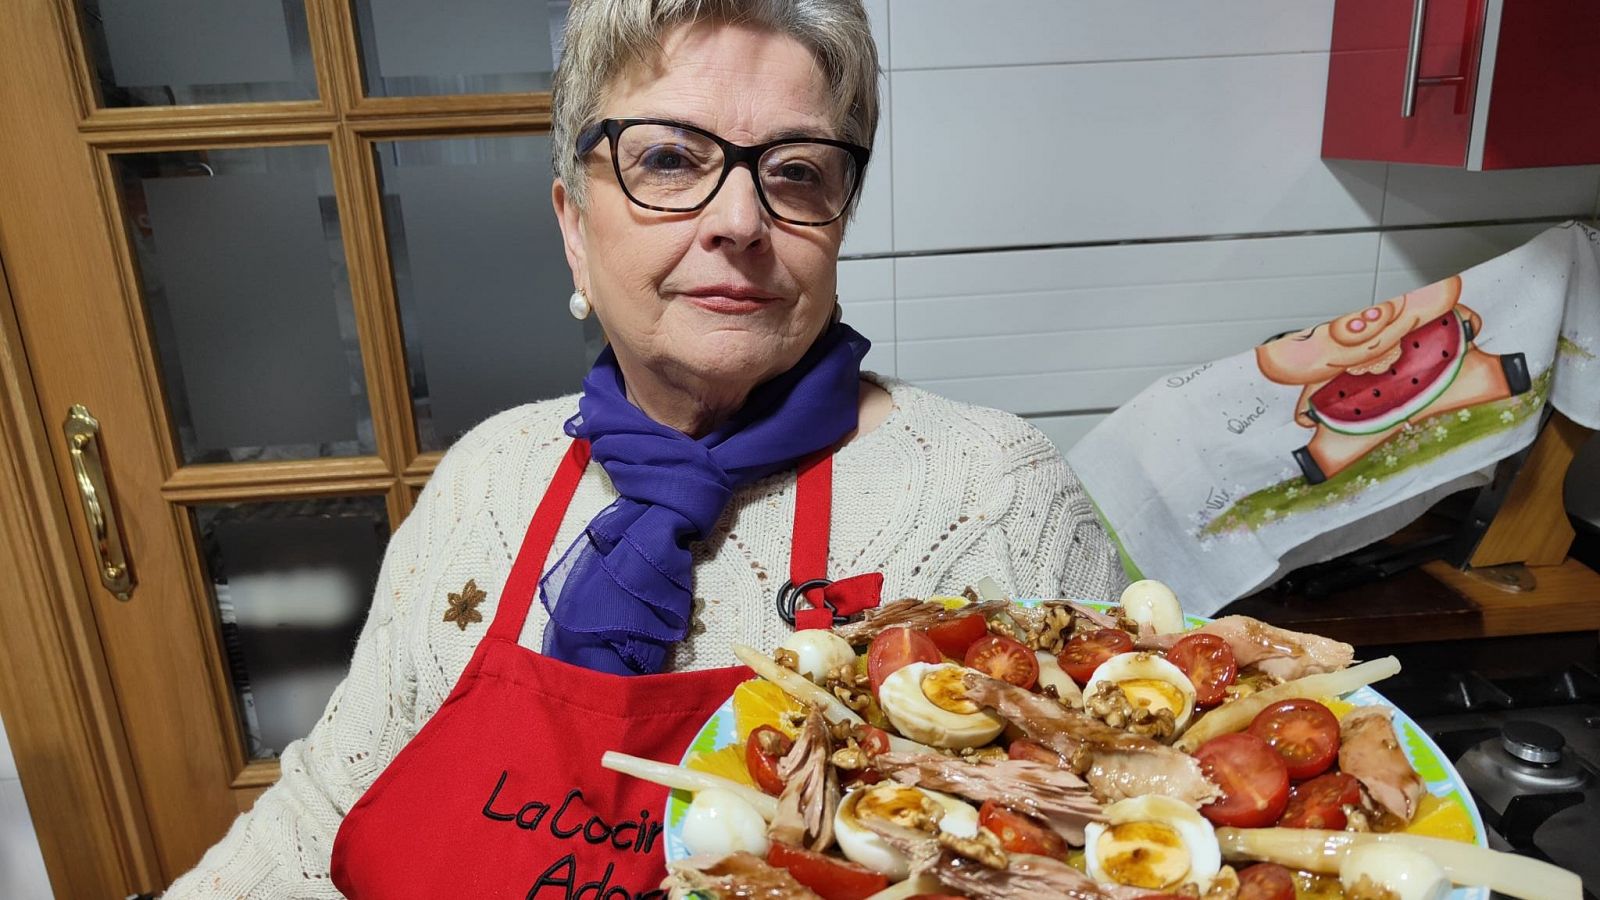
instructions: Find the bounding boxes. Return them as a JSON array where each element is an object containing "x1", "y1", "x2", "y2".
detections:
[{"x1": 166, "y1": 1, "x2": 1123, "y2": 896}]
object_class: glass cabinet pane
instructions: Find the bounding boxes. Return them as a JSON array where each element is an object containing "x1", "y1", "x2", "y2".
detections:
[
  {"x1": 193, "y1": 496, "x2": 389, "y2": 760},
  {"x1": 374, "y1": 135, "x2": 596, "y2": 451},
  {"x1": 79, "y1": 0, "x2": 317, "y2": 107},
  {"x1": 352, "y1": 0, "x2": 567, "y2": 97},
  {"x1": 114, "y1": 146, "x2": 377, "y2": 463}
]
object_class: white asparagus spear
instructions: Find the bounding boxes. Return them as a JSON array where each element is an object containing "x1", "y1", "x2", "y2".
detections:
[
  {"x1": 1216, "y1": 827, "x2": 1582, "y2": 900},
  {"x1": 1176, "y1": 655, "x2": 1402, "y2": 751},
  {"x1": 600, "y1": 750, "x2": 779, "y2": 821}
]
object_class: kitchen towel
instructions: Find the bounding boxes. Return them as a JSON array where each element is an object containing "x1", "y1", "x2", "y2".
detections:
[{"x1": 1068, "y1": 221, "x2": 1600, "y2": 615}]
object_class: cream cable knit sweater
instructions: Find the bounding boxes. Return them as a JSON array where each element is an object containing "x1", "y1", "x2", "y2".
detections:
[{"x1": 165, "y1": 375, "x2": 1125, "y2": 898}]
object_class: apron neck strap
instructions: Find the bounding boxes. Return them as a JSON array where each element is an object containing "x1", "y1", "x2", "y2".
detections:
[
  {"x1": 487, "y1": 438, "x2": 591, "y2": 643},
  {"x1": 486, "y1": 438, "x2": 835, "y2": 644},
  {"x1": 791, "y1": 450, "x2": 832, "y2": 609}
]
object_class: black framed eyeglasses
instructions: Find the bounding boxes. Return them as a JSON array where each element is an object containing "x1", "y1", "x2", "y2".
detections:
[{"x1": 575, "y1": 117, "x2": 870, "y2": 227}]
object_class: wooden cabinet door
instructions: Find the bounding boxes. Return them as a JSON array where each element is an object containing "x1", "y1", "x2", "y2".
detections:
[
  {"x1": 1323, "y1": 0, "x2": 1486, "y2": 166},
  {"x1": 0, "y1": 0, "x2": 588, "y2": 893}
]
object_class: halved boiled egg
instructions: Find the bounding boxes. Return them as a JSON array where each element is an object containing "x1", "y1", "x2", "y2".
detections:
[
  {"x1": 1084, "y1": 652, "x2": 1197, "y2": 733},
  {"x1": 1120, "y1": 580, "x2": 1186, "y2": 634},
  {"x1": 1084, "y1": 794, "x2": 1221, "y2": 892},
  {"x1": 834, "y1": 783, "x2": 980, "y2": 879},
  {"x1": 878, "y1": 662, "x2": 1005, "y2": 749},
  {"x1": 1339, "y1": 843, "x2": 1450, "y2": 900}
]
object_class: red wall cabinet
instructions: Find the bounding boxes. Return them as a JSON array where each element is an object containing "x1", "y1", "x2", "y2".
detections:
[{"x1": 1323, "y1": 0, "x2": 1600, "y2": 169}]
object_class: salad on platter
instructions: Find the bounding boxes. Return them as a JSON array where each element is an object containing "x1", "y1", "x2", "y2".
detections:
[{"x1": 602, "y1": 579, "x2": 1581, "y2": 900}]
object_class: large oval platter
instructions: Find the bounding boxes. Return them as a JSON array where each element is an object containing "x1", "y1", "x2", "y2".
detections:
[{"x1": 663, "y1": 600, "x2": 1488, "y2": 899}]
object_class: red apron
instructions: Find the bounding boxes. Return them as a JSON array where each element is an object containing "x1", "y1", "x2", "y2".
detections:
[{"x1": 329, "y1": 439, "x2": 841, "y2": 899}]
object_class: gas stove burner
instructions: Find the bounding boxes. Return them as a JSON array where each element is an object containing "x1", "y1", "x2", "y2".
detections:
[
  {"x1": 1500, "y1": 720, "x2": 1565, "y2": 765},
  {"x1": 1423, "y1": 706, "x2": 1599, "y2": 897}
]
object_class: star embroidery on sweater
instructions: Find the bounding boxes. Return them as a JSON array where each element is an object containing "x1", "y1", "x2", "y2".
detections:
[{"x1": 443, "y1": 579, "x2": 486, "y2": 630}]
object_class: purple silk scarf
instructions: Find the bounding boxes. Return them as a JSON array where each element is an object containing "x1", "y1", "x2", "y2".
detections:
[{"x1": 539, "y1": 322, "x2": 871, "y2": 674}]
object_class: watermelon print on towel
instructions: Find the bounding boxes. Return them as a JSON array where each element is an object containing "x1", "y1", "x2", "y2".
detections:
[
  {"x1": 1256, "y1": 275, "x2": 1531, "y2": 485},
  {"x1": 1066, "y1": 221, "x2": 1600, "y2": 616}
]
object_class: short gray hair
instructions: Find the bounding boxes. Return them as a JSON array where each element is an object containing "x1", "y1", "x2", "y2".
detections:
[{"x1": 551, "y1": 0, "x2": 880, "y2": 213}]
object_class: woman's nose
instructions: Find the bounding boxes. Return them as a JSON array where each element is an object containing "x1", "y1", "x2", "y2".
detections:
[
  {"x1": 1330, "y1": 305, "x2": 1388, "y2": 346},
  {"x1": 699, "y1": 166, "x2": 770, "y2": 252}
]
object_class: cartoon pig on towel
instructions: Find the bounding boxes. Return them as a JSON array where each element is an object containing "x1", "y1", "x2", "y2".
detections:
[{"x1": 1256, "y1": 275, "x2": 1531, "y2": 485}]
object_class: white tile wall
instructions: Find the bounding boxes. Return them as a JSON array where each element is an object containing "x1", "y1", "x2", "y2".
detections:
[
  {"x1": 0, "y1": 712, "x2": 53, "y2": 900},
  {"x1": 1030, "y1": 412, "x2": 1109, "y2": 455},
  {"x1": 888, "y1": 0, "x2": 1335, "y2": 69},
  {"x1": 1382, "y1": 164, "x2": 1600, "y2": 226},
  {"x1": 890, "y1": 54, "x2": 1388, "y2": 252},
  {"x1": 894, "y1": 233, "x2": 1380, "y2": 415},
  {"x1": 1373, "y1": 222, "x2": 1554, "y2": 300},
  {"x1": 837, "y1": 258, "x2": 896, "y2": 375},
  {"x1": 839, "y1": 0, "x2": 893, "y2": 256}
]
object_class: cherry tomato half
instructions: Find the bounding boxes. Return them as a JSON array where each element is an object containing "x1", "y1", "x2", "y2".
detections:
[
  {"x1": 746, "y1": 725, "x2": 793, "y2": 796},
  {"x1": 1237, "y1": 863, "x2": 1297, "y2": 900},
  {"x1": 1007, "y1": 739, "x2": 1066, "y2": 767},
  {"x1": 1193, "y1": 732, "x2": 1291, "y2": 827},
  {"x1": 978, "y1": 800, "x2": 1068, "y2": 858},
  {"x1": 867, "y1": 627, "x2": 941, "y2": 696},
  {"x1": 964, "y1": 634, "x2": 1040, "y2": 689},
  {"x1": 925, "y1": 613, "x2": 990, "y2": 659},
  {"x1": 858, "y1": 725, "x2": 892, "y2": 757},
  {"x1": 1165, "y1": 633, "x2": 1238, "y2": 708},
  {"x1": 1247, "y1": 698, "x2": 1341, "y2": 780},
  {"x1": 1057, "y1": 628, "x2": 1134, "y2": 684},
  {"x1": 768, "y1": 843, "x2": 888, "y2": 900},
  {"x1": 1278, "y1": 771, "x2": 1362, "y2": 830},
  {"x1": 841, "y1": 725, "x2": 892, "y2": 787}
]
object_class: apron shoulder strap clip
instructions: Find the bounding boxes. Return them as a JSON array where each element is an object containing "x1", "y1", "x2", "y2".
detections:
[{"x1": 776, "y1": 578, "x2": 843, "y2": 630}]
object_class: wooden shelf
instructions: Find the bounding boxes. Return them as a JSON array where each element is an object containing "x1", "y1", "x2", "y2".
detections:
[{"x1": 1221, "y1": 557, "x2": 1600, "y2": 646}]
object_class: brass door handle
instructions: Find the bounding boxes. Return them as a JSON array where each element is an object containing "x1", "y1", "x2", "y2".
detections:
[{"x1": 64, "y1": 404, "x2": 135, "y2": 601}]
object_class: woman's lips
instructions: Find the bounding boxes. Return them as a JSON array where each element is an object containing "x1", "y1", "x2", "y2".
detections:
[{"x1": 680, "y1": 288, "x2": 781, "y2": 315}]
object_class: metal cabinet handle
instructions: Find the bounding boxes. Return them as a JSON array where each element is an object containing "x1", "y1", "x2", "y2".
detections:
[
  {"x1": 1402, "y1": 0, "x2": 1428, "y2": 117},
  {"x1": 64, "y1": 404, "x2": 135, "y2": 601}
]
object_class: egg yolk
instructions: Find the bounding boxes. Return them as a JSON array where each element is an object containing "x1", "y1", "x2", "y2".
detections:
[
  {"x1": 856, "y1": 785, "x2": 943, "y2": 831},
  {"x1": 1117, "y1": 678, "x2": 1185, "y2": 717},
  {"x1": 921, "y1": 667, "x2": 980, "y2": 714},
  {"x1": 1095, "y1": 821, "x2": 1190, "y2": 889}
]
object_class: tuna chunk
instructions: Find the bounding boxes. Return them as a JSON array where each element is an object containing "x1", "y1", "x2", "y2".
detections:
[
  {"x1": 768, "y1": 708, "x2": 839, "y2": 851},
  {"x1": 662, "y1": 852, "x2": 821, "y2": 899},
  {"x1": 937, "y1": 851, "x2": 1151, "y2": 900},
  {"x1": 961, "y1": 672, "x2": 1219, "y2": 808},
  {"x1": 832, "y1": 598, "x2": 1010, "y2": 646},
  {"x1": 1140, "y1": 615, "x2": 1354, "y2": 680},
  {"x1": 873, "y1": 751, "x2": 1103, "y2": 844},
  {"x1": 1339, "y1": 706, "x2": 1423, "y2": 821}
]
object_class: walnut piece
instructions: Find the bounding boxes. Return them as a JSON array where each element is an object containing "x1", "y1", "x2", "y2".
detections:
[
  {"x1": 820, "y1": 663, "x2": 872, "y2": 714},
  {"x1": 1033, "y1": 604, "x2": 1074, "y2": 654},
  {"x1": 1084, "y1": 682, "x2": 1177, "y2": 741},
  {"x1": 1202, "y1": 865, "x2": 1240, "y2": 900},
  {"x1": 774, "y1": 648, "x2": 800, "y2": 672},
  {"x1": 939, "y1": 827, "x2": 1009, "y2": 870}
]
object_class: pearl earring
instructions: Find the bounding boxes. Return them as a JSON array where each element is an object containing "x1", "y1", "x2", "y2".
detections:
[{"x1": 568, "y1": 289, "x2": 591, "y2": 320}]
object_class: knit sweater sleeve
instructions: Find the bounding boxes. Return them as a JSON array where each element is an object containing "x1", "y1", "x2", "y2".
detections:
[
  {"x1": 936, "y1": 421, "x2": 1129, "y2": 604},
  {"x1": 162, "y1": 431, "x2": 483, "y2": 898}
]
